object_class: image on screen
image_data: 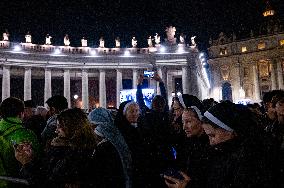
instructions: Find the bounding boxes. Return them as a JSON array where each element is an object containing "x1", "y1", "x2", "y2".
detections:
[{"x1": 120, "y1": 89, "x2": 155, "y2": 108}]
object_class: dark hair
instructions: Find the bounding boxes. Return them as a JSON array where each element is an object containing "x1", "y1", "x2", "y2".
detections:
[
  {"x1": 57, "y1": 108, "x2": 96, "y2": 150},
  {"x1": 263, "y1": 90, "x2": 284, "y2": 103},
  {"x1": 0, "y1": 97, "x2": 24, "y2": 118},
  {"x1": 152, "y1": 95, "x2": 166, "y2": 112},
  {"x1": 271, "y1": 93, "x2": 284, "y2": 108},
  {"x1": 46, "y1": 95, "x2": 68, "y2": 111}
]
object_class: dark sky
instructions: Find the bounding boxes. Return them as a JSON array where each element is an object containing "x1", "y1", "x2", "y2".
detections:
[{"x1": 0, "y1": 0, "x2": 283, "y2": 50}]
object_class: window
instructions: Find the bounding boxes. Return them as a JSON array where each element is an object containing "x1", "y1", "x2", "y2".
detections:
[
  {"x1": 241, "y1": 46, "x2": 247, "y2": 53},
  {"x1": 258, "y1": 42, "x2": 266, "y2": 50},
  {"x1": 280, "y1": 40, "x2": 284, "y2": 46},
  {"x1": 219, "y1": 47, "x2": 227, "y2": 55}
]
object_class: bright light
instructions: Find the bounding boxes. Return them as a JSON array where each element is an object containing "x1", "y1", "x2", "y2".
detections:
[
  {"x1": 54, "y1": 48, "x2": 61, "y2": 55},
  {"x1": 160, "y1": 46, "x2": 166, "y2": 53},
  {"x1": 90, "y1": 50, "x2": 97, "y2": 56},
  {"x1": 73, "y1": 94, "x2": 79, "y2": 99},
  {"x1": 177, "y1": 92, "x2": 182, "y2": 96},
  {"x1": 177, "y1": 46, "x2": 184, "y2": 53},
  {"x1": 201, "y1": 58, "x2": 206, "y2": 62},
  {"x1": 199, "y1": 53, "x2": 204, "y2": 59},
  {"x1": 124, "y1": 50, "x2": 130, "y2": 56},
  {"x1": 171, "y1": 92, "x2": 175, "y2": 97},
  {"x1": 14, "y1": 45, "x2": 21, "y2": 52}
]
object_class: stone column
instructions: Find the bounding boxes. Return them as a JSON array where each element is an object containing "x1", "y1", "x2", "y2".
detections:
[
  {"x1": 276, "y1": 59, "x2": 284, "y2": 90},
  {"x1": 270, "y1": 60, "x2": 277, "y2": 90},
  {"x1": 64, "y1": 69, "x2": 71, "y2": 108},
  {"x1": 182, "y1": 66, "x2": 190, "y2": 94},
  {"x1": 2, "y1": 66, "x2": 10, "y2": 101},
  {"x1": 44, "y1": 68, "x2": 52, "y2": 105},
  {"x1": 116, "y1": 69, "x2": 123, "y2": 108},
  {"x1": 231, "y1": 62, "x2": 241, "y2": 102},
  {"x1": 82, "y1": 69, "x2": 89, "y2": 110},
  {"x1": 132, "y1": 69, "x2": 138, "y2": 89},
  {"x1": 252, "y1": 65, "x2": 261, "y2": 102},
  {"x1": 99, "y1": 70, "x2": 106, "y2": 108},
  {"x1": 24, "y1": 68, "x2": 32, "y2": 101},
  {"x1": 157, "y1": 67, "x2": 167, "y2": 95},
  {"x1": 167, "y1": 73, "x2": 173, "y2": 108}
]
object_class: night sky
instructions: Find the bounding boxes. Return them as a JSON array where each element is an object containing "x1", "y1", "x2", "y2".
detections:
[{"x1": 0, "y1": 0, "x2": 283, "y2": 51}]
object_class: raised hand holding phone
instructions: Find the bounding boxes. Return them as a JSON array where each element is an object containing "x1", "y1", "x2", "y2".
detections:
[{"x1": 14, "y1": 142, "x2": 33, "y2": 165}]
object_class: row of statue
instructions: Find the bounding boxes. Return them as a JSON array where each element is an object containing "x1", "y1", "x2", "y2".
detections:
[{"x1": 1, "y1": 26, "x2": 197, "y2": 48}]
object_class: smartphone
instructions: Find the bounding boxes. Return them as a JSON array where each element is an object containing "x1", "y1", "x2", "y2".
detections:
[
  {"x1": 144, "y1": 70, "x2": 154, "y2": 78},
  {"x1": 161, "y1": 168, "x2": 184, "y2": 180}
]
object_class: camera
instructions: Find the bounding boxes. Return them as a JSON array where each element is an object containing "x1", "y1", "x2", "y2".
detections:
[{"x1": 144, "y1": 70, "x2": 154, "y2": 78}]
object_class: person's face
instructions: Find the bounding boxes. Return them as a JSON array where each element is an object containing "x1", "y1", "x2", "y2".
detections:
[
  {"x1": 24, "y1": 107, "x2": 33, "y2": 119},
  {"x1": 202, "y1": 123, "x2": 235, "y2": 145},
  {"x1": 266, "y1": 102, "x2": 277, "y2": 120},
  {"x1": 276, "y1": 101, "x2": 284, "y2": 124},
  {"x1": 173, "y1": 100, "x2": 183, "y2": 118},
  {"x1": 125, "y1": 104, "x2": 140, "y2": 124},
  {"x1": 55, "y1": 120, "x2": 66, "y2": 138},
  {"x1": 182, "y1": 110, "x2": 203, "y2": 137}
]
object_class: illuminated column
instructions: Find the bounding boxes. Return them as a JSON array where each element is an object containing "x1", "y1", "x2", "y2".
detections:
[
  {"x1": 277, "y1": 59, "x2": 284, "y2": 90},
  {"x1": 132, "y1": 69, "x2": 138, "y2": 89},
  {"x1": 167, "y1": 73, "x2": 173, "y2": 108},
  {"x1": 2, "y1": 66, "x2": 10, "y2": 100},
  {"x1": 182, "y1": 66, "x2": 190, "y2": 94},
  {"x1": 253, "y1": 65, "x2": 261, "y2": 102},
  {"x1": 64, "y1": 69, "x2": 71, "y2": 108},
  {"x1": 99, "y1": 70, "x2": 106, "y2": 108},
  {"x1": 270, "y1": 60, "x2": 277, "y2": 90},
  {"x1": 24, "y1": 68, "x2": 32, "y2": 101},
  {"x1": 82, "y1": 69, "x2": 89, "y2": 110},
  {"x1": 157, "y1": 67, "x2": 167, "y2": 95},
  {"x1": 44, "y1": 68, "x2": 52, "y2": 105},
  {"x1": 116, "y1": 69, "x2": 123, "y2": 108},
  {"x1": 231, "y1": 63, "x2": 241, "y2": 102}
]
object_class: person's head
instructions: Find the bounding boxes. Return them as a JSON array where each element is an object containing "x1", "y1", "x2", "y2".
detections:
[
  {"x1": 202, "y1": 102, "x2": 238, "y2": 145},
  {"x1": 46, "y1": 95, "x2": 68, "y2": 116},
  {"x1": 273, "y1": 95, "x2": 284, "y2": 124},
  {"x1": 182, "y1": 108, "x2": 203, "y2": 137},
  {"x1": 123, "y1": 102, "x2": 140, "y2": 124},
  {"x1": 23, "y1": 100, "x2": 34, "y2": 119},
  {"x1": 34, "y1": 106, "x2": 48, "y2": 119},
  {"x1": 56, "y1": 108, "x2": 96, "y2": 149},
  {"x1": 263, "y1": 90, "x2": 284, "y2": 120},
  {"x1": 0, "y1": 97, "x2": 24, "y2": 119},
  {"x1": 151, "y1": 95, "x2": 166, "y2": 112},
  {"x1": 172, "y1": 97, "x2": 184, "y2": 118}
]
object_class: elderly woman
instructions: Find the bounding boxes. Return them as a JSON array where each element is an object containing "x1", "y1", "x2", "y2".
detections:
[
  {"x1": 164, "y1": 102, "x2": 273, "y2": 188},
  {"x1": 15, "y1": 108, "x2": 97, "y2": 187},
  {"x1": 88, "y1": 107, "x2": 132, "y2": 188}
]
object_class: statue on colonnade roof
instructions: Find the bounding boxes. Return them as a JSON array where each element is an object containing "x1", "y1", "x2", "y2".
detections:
[
  {"x1": 64, "y1": 34, "x2": 70, "y2": 46},
  {"x1": 147, "y1": 36, "x2": 153, "y2": 47},
  {"x1": 99, "y1": 37, "x2": 105, "y2": 48},
  {"x1": 25, "y1": 32, "x2": 32, "y2": 43},
  {"x1": 81, "y1": 37, "x2": 87, "y2": 47},
  {"x1": 190, "y1": 36, "x2": 197, "y2": 48},
  {"x1": 154, "y1": 33, "x2": 160, "y2": 46},
  {"x1": 165, "y1": 26, "x2": 176, "y2": 45},
  {"x1": 115, "y1": 37, "x2": 120, "y2": 48},
  {"x1": 45, "y1": 34, "x2": 52, "y2": 45},
  {"x1": 132, "y1": 36, "x2": 137, "y2": 48},
  {"x1": 3, "y1": 30, "x2": 9, "y2": 41}
]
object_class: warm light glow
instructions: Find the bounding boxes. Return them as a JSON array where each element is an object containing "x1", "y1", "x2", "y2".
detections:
[
  {"x1": 258, "y1": 42, "x2": 265, "y2": 50},
  {"x1": 124, "y1": 50, "x2": 130, "y2": 56},
  {"x1": 280, "y1": 40, "x2": 284, "y2": 46},
  {"x1": 241, "y1": 46, "x2": 247, "y2": 52},
  {"x1": 13, "y1": 45, "x2": 21, "y2": 52},
  {"x1": 263, "y1": 10, "x2": 275, "y2": 17},
  {"x1": 74, "y1": 94, "x2": 79, "y2": 99},
  {"x1": 239, "y1": 87, "x2": 246, "y2": 99}
]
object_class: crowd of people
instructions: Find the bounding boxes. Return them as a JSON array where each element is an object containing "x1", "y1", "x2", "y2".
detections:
[{"x1": 0, "y1": 73, "x2": 284, "y2": 188}]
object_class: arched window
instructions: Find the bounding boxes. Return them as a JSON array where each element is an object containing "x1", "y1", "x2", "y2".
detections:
[{"x1": 222, "y1": 82, "x2": 232, "y2": 101}]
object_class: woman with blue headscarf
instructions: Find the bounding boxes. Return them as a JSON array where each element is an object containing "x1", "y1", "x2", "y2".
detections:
[{"x1": 88, "y1": 107, "x2": 132, "y2": 188}]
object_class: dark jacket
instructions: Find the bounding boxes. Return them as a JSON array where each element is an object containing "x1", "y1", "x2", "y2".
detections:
[
  {"x1": 205, "y1": 138, "x2": 272, "y2": 188},
  {"x1": 20, "y1": 146, "x2": 95, "y2": 188},
  {"x1": 92, "y1": 139, "x2": 125, "y2": 188}
]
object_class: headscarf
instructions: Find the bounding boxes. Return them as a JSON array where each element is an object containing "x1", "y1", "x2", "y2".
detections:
[{"x1": 88, "y1": 107, "x2": 132, "y2": 188}]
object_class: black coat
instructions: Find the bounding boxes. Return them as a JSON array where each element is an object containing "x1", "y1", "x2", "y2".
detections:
[{"x1": 205, "y1": 138, "x2": 272, "y2": 188}]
